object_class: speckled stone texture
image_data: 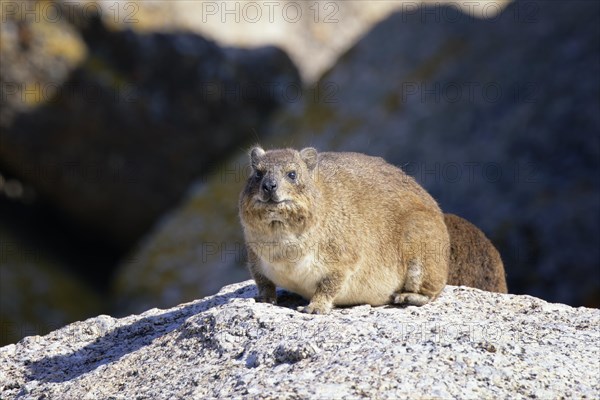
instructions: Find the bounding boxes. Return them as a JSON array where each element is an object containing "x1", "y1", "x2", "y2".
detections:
[{"x1": 1, "y1": 281, "x2": 598, "y2": 399}]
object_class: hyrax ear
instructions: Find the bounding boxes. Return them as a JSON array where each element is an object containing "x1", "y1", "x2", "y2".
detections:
[
  {"x1": 249, "y1": 146, "x2": 265, "y2": 167},
  {"x1": 300, "y1": 147, "x2": 318, "y2": 171}
]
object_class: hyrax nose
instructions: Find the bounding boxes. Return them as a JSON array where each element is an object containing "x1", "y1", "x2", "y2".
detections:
[{"x1": 262, "y1": 179, "x2": 277, "y2": 194}]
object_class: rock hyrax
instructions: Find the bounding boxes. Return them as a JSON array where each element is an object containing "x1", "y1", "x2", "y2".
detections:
[
  {"x1": 444, "y1": 213, "x2": 508, "y2": 293},
  {"x1": 239, "y1": 146, "x2": 449, "y2": 314}
]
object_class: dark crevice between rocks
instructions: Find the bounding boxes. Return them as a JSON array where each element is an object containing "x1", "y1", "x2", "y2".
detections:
[{"x1": 0, "y1": 167, "x2": 121, "y2": 294}]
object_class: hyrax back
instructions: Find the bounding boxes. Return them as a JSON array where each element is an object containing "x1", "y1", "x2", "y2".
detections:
[
  {"x1": 444, "y1": 213, "x2": 508, "y2": 293},
  {"x1": 238, "y1": 147, "x2": 450, "y2": 314}
]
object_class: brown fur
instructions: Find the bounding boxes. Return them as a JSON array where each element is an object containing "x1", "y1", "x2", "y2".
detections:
[
  {"x1": 444, "y1": 213, "x2": 508, "y2": 293},
  {"x1": 239, "y1": 147, "x2": 450, "y2": 314}
]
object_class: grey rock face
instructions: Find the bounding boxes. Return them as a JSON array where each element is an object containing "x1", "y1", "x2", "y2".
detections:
[{"x1": 2, "y1": 281, "x2": 599, "y2": 399}]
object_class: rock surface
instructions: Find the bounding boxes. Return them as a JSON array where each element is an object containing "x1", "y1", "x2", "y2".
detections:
[
  {"x1": 1, "y1": 281, "x2": 599, "y2": 399},
  {"x1": 115, "y1": 0, "x2": 600, "y2": 314}
]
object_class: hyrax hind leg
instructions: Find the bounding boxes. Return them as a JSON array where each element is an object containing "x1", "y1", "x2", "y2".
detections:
[
  {"x1": 392, "y1": 212, "x2": 449, "y2": 306},
  {"x1": 393, "y1": 260, "x2": 432, "y2": 305}
]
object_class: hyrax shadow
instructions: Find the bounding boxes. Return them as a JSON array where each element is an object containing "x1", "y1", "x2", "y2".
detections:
[{"x1": 239, "y1": 147, "x2": 450, "y2": 314}]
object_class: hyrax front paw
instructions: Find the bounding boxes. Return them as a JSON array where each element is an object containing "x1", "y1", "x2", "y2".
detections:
[{"x1": 297, "y1": 302, "x2": 332, "y2": 315}]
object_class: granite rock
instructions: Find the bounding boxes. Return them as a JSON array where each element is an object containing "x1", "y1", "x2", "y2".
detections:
[{"x1": 1, "y1": 281, "x2": 598, "y2": 399}]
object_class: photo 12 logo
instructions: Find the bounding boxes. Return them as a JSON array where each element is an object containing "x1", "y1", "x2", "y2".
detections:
[
  {"x1": 1, "y1": 1, "x2": 140, "y2": 24},
  {"x1": 200, "y1": 1, "x2": 339, "y2": 24},
  {"x1": 1, "y1": 82, "x2": 139, "y2": 105}
]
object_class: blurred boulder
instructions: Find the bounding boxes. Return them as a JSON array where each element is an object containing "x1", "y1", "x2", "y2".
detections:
[
  {"x1": 67, "y1": 0, "x2": 510, "y2": 83},
  {"x1": 0, "y1": 3, "x2": 301, "y2": 249},
  {"x1": 0, "y1": 1, "x2": 87, "y2": 128},
  {"x1": 113, "y1": 173, "x2": 249, "y2": 314},
  {"x1": 114, "y1": 0, "x2": 599, "y2": 314},
  {"x1": 0, "y1": 224, "x2": 103, "y2": 346}
]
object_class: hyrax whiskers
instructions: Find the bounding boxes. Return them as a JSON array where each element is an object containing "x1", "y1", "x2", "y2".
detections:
[{"x1": 239, "y1": 147, "x2": 450, "y2": 314}]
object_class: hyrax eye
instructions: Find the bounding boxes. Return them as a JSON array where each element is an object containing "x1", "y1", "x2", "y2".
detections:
[
  {"x1": 287, "y1": 171, "x2": 297, "y2": 181},
  {"x1": 254, "y1": 170, "x2": 264, "y2": 181}
]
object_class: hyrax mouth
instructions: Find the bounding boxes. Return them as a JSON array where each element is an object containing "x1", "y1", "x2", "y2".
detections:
[{"x1": 256, "y1": 195, "x2": 291, "y2": 205}]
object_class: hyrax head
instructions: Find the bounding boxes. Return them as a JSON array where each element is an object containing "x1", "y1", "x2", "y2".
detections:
[
  {"x1": 246, "y1": 146, "x2": 318, "y2": 203},
  {"x1": 240, "y1": 146, "x2": 318, "y2": 228}
]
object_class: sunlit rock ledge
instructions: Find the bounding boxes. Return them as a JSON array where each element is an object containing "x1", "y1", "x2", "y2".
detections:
[{"x1": 1, "y1": 281, "x2": 598, "y2": 399}]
